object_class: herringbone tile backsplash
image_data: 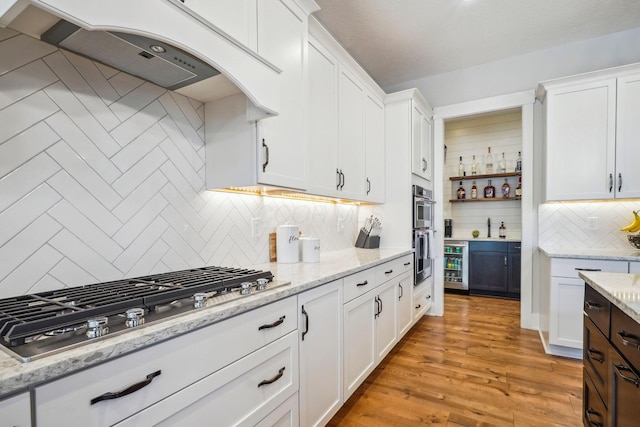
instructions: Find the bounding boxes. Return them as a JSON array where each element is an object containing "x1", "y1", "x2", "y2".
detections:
[{"x1": 0, "y1": 29, "x2": 357, "y2": 297}]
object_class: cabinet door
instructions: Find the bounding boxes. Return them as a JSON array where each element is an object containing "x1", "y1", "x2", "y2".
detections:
[
  {"x1": 306, "y1": 36, "x2": 339, "y2": 197},
  {"x1": 608, "y1": 346, "x2": 640, "y2": 427},
  {"x1": 255, "y1": 392, "x2": 299, "y2": 427},
  {"x1": 545, "y1": 79, "x2": 616, "y2": 200},
  {"x1": 375, "y1": 280, "x2": 398, "y2": 361},
  {"x1": 298, "y1": 280, "x2": 343, "y2": 427},
  {"x1": 630, "y1": 262, "x2": 640, "y2": 274},
  {"x1": 343, "y1": 291, "x2": 376, "y2": 400},
  {"x1": 338, "y1": 66, "x2": 366, "y2": 198},
  {"x1": 397, "y1": 272, "x2": 413, "y2": 337},
  {"x1": 508, "y1": 245, "x2": 521, "y2": 295},
  {"x1": 182, "y1": 0, "x2": 254, "y2": 47},
  {"x1": 0, "y1": 392, "x2": 30, "y2": 427},
  {"x1": 549, "y1": 277, "x2": 584, "y2": 349},
  {"x1": 469, "y1": 251, "x2": 508, "y2": 293},
  {"x1": 615, "y1": 73, "x2": 640, "y2": 198},
  {"x1": 364, "y1": 92, "x2": 385, "y2": 202},
  {"x1": 420, "y1": 112, "x2": 432, "y2": 181},
  {"x1": 256, "y1": 0, "x2": 306, "y2": 190},
  {"x1": 411, "y1": 103, "x2": 425, "y2": 177}
]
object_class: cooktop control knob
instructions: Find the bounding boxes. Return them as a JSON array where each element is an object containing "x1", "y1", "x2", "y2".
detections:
[
  {"x1": 240, "y1": 281, "x2": 253, "y2": 295},
  {"x1": 125, "y1": 308, "x2": 145, "y2": 328},
  {"x1": 256, "y1": 278, "x2": 269, "y2": 291},
  {"x1": 86, "y1": 317, "x2": 109, "y2": 338},
  {"x1": 193, "y1": 292, "x2": 208, "y2": 309}
]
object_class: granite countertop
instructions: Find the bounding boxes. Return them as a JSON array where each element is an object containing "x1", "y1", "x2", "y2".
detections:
[
  {"x1": 579, "y1": 271, "x2": 640, "y2": 323},
  {"x1": 0, "y1": 247, "x2": 412, "y2": 397},
  {"x1": 539, "y1": 246, "x2": 640, "y2": 261}
]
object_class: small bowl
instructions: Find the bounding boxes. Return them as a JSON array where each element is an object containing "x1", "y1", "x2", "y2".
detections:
[{"x1": 628, "y1": 234, "x2": 640, "y2": 249}]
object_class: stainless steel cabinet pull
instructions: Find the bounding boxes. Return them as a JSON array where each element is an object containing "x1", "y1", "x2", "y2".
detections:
[
  {"x1": 575, "y1": 268, "x2": 601, "y2": 272},
  {"x1": 584, "y1": 301, "x2": 603, "y2": 312},
  {"x1": 398, "y1": 284, "x2": 403, "y2": 300},
  {"x1": 617, "y1": 330, "x2": 640, "y2": 350},
  {"x1": 385, "y1": 269, "x2": 393, "y2": 274},
  {"x1": 258, "y1": 367, "x2": 285, "y2": 387},
  {"x1": 366, "y1": 178, "x2": 371, "y2": 195},
  {"x1": 585, "y1": 408, "x2": 604, "y2": 427},
  {"x1": 258, "y1": 315, "x2": 286, "y2": 331},
  {"x1": 609, "y1": 173, "x2": 613, "y2": 192},
  {"x1": 301, "y1": 306, "x2": 309, "y2": 341},
  {"x1": 90, "y1": 370, "x2": 161, "y2": 405},
  {"x1": 618, "y1": 172, "x2": 622, "y2": 192},
  {"x1": 262, "y1": 139, "x2": 269, "y2": 172},
  {"x1": 504, "y1": 256, "x2": 507, "y2": 267},
  {"x1": 613, "y1": 364, "x2": 640, "y2": 387},
  {"x1": 587, "y1": 348, "x2": 604, "y2": 363},
  {"x1": 356, "y1": 280, "x2": 369, "y2": 287}
]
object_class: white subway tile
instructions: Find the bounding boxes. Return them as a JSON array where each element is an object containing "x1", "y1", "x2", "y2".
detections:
[
  {"x1": 49, "y1": 230, "x2": 122, "y2": 281},
  {"x1": 0, "y1": 245, "x2": 63, "y2": 297},
  {"x1": 113, "y1": 193, "x2": 168, "y2": 248},
  {"x1": 0, "y1": 60, "x2": 58, "y2": 110},
  {"x1": 112, "y1": 170, "x2": 168, "y2": 222},
  {"x1": 0, "y1": 153, "x2": 60, "y2": 212},
  {"x1": 0, "y1": 91, "x2": 59, "y2": 144},
  {"x1": 113, "y1": 216, "x2": 169, "y2": 274},
  {"x1": 0, "y1": 34, "x2": 56, "y2": 74},
  {"x1": 110, "y1": 100, "x2": 167, "y2": 146},
  {"x1": 111, "y1": 146, "x2": 167, "y2": 197},
  {"x1": 109, "y1": 81, "x2": 165, "y2": 122},
  {"x1": 0, "y1": 122, "x2": 59, "y2": 178},
  {"x1": 110, "y1": 122, "x2": 167, "y2": 173}
]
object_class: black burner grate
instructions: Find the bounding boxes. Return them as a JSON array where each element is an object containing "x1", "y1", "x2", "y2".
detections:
[{"x1": 0, "y1": 266, "x2": 273, "y2": 346}]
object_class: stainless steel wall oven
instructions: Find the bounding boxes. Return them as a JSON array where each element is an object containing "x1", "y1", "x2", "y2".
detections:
[{"x1": 412, "y1": 185, "x2": 435, "y2": 284}]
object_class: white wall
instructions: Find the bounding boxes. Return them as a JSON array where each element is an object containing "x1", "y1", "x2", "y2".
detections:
[
  {"x1": 385, "y1": 27, "x2": 640, "y2": 107},
  {"x1": 0, "y1": 29, "x2": 358, "y2": 297}
]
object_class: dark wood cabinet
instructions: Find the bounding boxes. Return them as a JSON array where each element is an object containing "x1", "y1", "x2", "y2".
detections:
[{"x1": 468, "y1": 241, "x2": 520, "y2": 298}]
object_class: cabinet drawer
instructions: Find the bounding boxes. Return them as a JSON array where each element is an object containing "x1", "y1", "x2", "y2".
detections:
[
  {"x1": 36, "y1": 297, "x2": 297, "y2": 427},
  {"x1": 551, "y1": 258, "x2": 627, "y2": 279},
  {"x1": 116, "y1": 332, "x2": 299, "y2": 427},
  {"x1": 0, "y1": 392, "x2": 30, "y2": 427},
  {"x1": 584, "y1": 316, "x2": 609, "y2": 404},
  {"x1": 469, "y1": 241, "x2": 507, "y2": 252},
  {"x1": 343, "y1": 268, "x2": 378, "y2": 303},
  {"x1": 376, "y1": 255, "x2": 413, "y2": 284},
  {"x1": 584, "y1": 284, "x2": 611, "y2": 337},
  {"x1": 610, "y1": 304, "x2": 640, "y2": 370},
  {"x1": 413, "y1": 288, "x2": 430, "y2": 321},
  {"x1": 583, "y1": 368, "x2": 608, "y2": 427}
]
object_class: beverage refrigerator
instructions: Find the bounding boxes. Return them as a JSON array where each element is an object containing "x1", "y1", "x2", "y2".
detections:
[{"x1": 444, "y1": 240, "x2": 468, "y2": 291}]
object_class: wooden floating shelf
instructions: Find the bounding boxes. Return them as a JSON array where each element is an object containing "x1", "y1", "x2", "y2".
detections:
[
  {"x1": 449, "y1": 171, "x2": 521, "y2": 181},
  {"x1": 449, "y1": 197, "x2": 521, "y2": 203}
]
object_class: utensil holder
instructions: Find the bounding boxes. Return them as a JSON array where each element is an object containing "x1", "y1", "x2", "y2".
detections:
[{"x1": 354, "y1": 230, "x2": 380, "y2": 249}]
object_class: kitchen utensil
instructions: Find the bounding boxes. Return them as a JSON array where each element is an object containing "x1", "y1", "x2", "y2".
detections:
[{"x1": 628, "y1": 234, "x2": 640, "y2": 249}]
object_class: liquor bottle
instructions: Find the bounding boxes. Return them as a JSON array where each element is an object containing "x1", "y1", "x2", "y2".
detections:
[
  {"x1": 515, "y1": 151, "x2": 522, "y2": 173},
  {"x1": 470, "y1": 155, "x2": 478, "y2": 175},
  {"x1": 501, "y1": 178, "x2": 510, "y2": 198},
  {"x1": 485, "y1": 147, "x2": 493, "y2": 174},
  {"x1": 499, "y1": 152, "x2": 506, "y2": 173},
  {"x1": 499, "y1": 221, "x2": 506, "y2": 239},
  {"x1": 458, "y1": 156, "x2": 465, "y2": 176},
  {"x1": 457, "y1": 181, "x2": 466, "y2": 199},
  {"x1": 484, "y1": 179, "x2": 495, "y2": 198},
  {"x1": 471, "y1": 180, "x2": 478, "y2": 199},
  {"x1": 515, "y1": 176, "x2": 522, "y2": 197}
]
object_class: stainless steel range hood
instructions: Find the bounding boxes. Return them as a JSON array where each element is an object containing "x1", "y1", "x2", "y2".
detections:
[{"x1": 41, "y1": 19, "x2": 220, "y2": 91}]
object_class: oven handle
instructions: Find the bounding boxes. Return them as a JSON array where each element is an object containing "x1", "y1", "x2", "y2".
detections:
[{"x1": 90, "y1": 370, "x2": 161, "y2": 405}]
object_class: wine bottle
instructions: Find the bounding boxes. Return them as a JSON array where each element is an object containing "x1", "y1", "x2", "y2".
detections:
[
  {"x1": 471, "y1": 180, "x2": 478, "y2": 199},
  {"x1": 499, "y1": 152, "x2": 506, "y2": 173},
  {"x1": 485, "y1": 147, "x2": 493, "y2": 174},
  {"x1": 501, "y1": 178, "x2": 510, "y2": 198},
  {"x1": 499, "y1": 221, "x2": 506, "y2": 239},
  {"x1": 457, "y1": 181, "x2": 466, "y2": 199},
  {"x1": 515, "y1": 151, "x2": 522, "y2": 173},
  {"x1": 458, "y1": 156, "x2": 465, "y2": 176},
  {"x1": 471, "y1": 155, "x2": 478, "y2": 175},
  {"x1": 515, "y1": 176, "x2": 522, "y2": 197},
  {"x1": 484, "y1": 179, "x2": 495, "y2": 198}
]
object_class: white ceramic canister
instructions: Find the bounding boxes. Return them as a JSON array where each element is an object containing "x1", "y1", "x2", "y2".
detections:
[
  {"x1": 276, "y1": 225, "x2": 299, "y2": 263},
  {"x1": 300, "y1": 237, "x2": 320, "y2": 263}
]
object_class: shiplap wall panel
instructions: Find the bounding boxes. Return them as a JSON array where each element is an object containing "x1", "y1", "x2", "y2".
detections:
[{"x1": 0, "y1": 30, "x2": 357, "y2": 298}]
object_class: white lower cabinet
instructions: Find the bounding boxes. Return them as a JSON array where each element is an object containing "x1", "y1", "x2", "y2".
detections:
[
  {"x1": 396, "y1": 272, "x2": 414, "y2": 337},
  {"x1": 631, "y1": 262, "x2": 640, "y2": 274},
  {"x1": 0, "y1": 392, "x2": 31, "y2": 427},
  {"x1": 115, "y1": 332, "x2": 299, "y2": 427},
  {"x1": 298, "y1": 280, "x2": 343, "y2": 427},
  {"x1": 255, "y1": 392, "x2": 299, "y2": 427},
  {"x1": 35, "y1": 297, "x2": 297, "y2": 427},
  {"x1": 375, "y1": 280, "x2": 398, "y2": 361},
  {"x1": 412, "y1": 278, "x2": 432, "y2": 323}
]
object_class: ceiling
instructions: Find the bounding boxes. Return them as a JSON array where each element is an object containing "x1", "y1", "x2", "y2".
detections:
[{"x1": 313, "y1": 0, "x2": 640, "y2": 88}]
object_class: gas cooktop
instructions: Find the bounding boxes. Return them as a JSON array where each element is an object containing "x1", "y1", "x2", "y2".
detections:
[{"x1": 0, "y1": 265, "x2": 283, "y2": 362}]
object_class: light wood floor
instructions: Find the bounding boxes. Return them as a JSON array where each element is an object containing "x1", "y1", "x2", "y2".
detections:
[{"x1": 327, "y1": 293, "x2": 583, "y2": 427}]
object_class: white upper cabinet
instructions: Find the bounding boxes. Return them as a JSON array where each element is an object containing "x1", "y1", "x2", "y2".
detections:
[
  {"x1": 181, "y1": 0, "x2": 255, "y2": 47},
  {"x1": 539, "y1": 65, "x2": 640, "y2": 201},
  {"x1": 306, "y1": 17, "x2": 386, "y2": 202},
  {"x1": 411, "y1": 101, "x2": 433, "y2": 181}
]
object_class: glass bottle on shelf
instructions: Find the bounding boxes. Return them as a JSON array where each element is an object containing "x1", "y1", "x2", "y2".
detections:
[
  {"x1": 471, "y1": 180, "x2": 478, "y2": 199},
  {"x1": 484, "y1": 179, "x2": 495, "y2": 198},
  {"x1": 471, "y1": 155, "x2": 478, "y2": 175},
  {"x1": 515, "y1": 151, "x2": 522, "y2": 173},
  {"x1": 457, "y1": 181, "x2": 466, "y2": 199},
  {"x1": 515, "y1": 176, "x2": 522, "y2": 197},
  {"x1": 499, "y1": 152, "x2": 506, "y2": 173},
  {"x1": 501, "y1": 178, "x2": 510, "y2": 198},
  {"x1": 458, "y1": 156, "x2": 465, "y2": 176},
  {"x1": 499, "y1": 221, "x2": 506, "y2": 239},
  {"x1": 485, "y1": 147, "x2": 493, "y2": 174}
]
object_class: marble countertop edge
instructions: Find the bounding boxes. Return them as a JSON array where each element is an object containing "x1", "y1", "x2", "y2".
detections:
[{"x1": 539, "y1": 246, "x2": 640, "y2": 261}]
